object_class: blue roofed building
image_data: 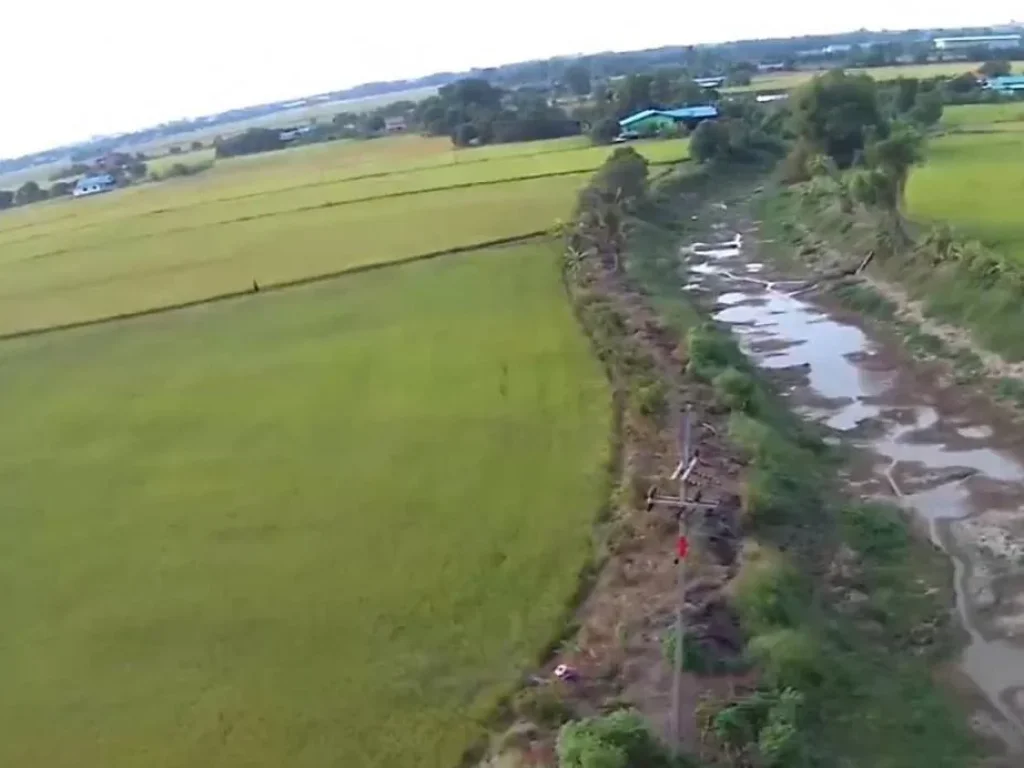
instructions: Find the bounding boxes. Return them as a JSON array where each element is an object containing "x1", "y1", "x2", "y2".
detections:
[
  {"x1": 984, "y1": 76, "x2": 1024, "y2": 94},
  {"x1": 618, "y1": 106, "x2": 719, "y2": 136},
  {"x1": 72, "y1": 173, "x2": 116, "y2": 198}
]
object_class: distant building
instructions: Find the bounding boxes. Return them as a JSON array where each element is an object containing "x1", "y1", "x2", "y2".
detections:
[
  {"x1": 384, "y1": 116, "x2": 407, "y2": 133},
  {"x1": 618, "y1": 106, "x2": 719, "y2": 135},
  {"x1": 756, "y1": 93, "x2": 789, "y2": 103},
  {"x1": 694, "y1": 77, "x2": 726, "y2": 89},
  {"x1": 985, "y1": 75, "x2": 1024, "y2": 94},
  {"x1": 72, "y1": 174, "x2": 116, "y2": 198},
  {"x1": 278, "y1": 125, "x2": 313, "y2": 142},
  {"x1": 934, "y1": 34, "x2": 1022, "y2": 51}
]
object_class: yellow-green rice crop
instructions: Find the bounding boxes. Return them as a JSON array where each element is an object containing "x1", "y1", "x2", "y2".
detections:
[{"x1": 0, "y1": 242, "x2": 611, "y2": 768}]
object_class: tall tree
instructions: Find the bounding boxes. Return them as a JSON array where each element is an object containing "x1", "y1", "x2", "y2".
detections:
[
  {"x1": 651, "y1": 70, "x2": 678, "y2": 107},
  {"x1": 979, "y1": 60, "x2": 1011, "y2": 78},
  {"x1": 791, "y1": 70, "x2": 885, "y2": 168},
  {"x1": 15, "y1": 180, "x2": 47, "y2": 206},
  {"x1": 563, "y1": 63, "x2": 592, "y2": 97},
  {"x1": 614, "y1": 74, "x2": 654, "y2": 117},
  {"x1": 852, "y1": 123, "x2": 924, "y2": 245}
]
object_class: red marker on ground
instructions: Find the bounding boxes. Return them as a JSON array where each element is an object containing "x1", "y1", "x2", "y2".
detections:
[{"x1": 676, "y1": 535, "x2": 689, "y2": 559}]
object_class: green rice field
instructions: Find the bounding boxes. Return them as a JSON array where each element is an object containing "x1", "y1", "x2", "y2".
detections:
[
  {"x1": 940, "y1": 102, "x2": 1024, "y2": 130},
  {"x1": 907, "y1": 126, "x2": 1024, "y2": 263},
  {"x1": 0, "y1": 135, "x2": 623, "y2": 766},
  {"x1": 0, "y1": 136, "x2": 687, "y2": 334},
  {"x1": 727, "y1": 61, "x2": 1024, "y2": 93}
]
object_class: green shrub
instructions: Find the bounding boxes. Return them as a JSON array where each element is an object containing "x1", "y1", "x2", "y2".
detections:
[
  {"x1": 511, "y1": 685, "x2": 574, "y2": 728},
  {"x1": 662, "y1": 627, "x2": 749, "y2": 676},
  {"x1": 840, "y1": 503, "x2": 909, "y2": 562},
  {"x1": 747, "y1": 628, "x2": 825, "y2": 690},
  {"x1": 711, "y1": 687, "x2": 805, "y2": 761},
  {"x1": 732, "y1": 544, "x2": 806, "y2": 634},
  {"x1": 730, "y1": 414, "x2": 824, "y2": 527},
  {"x1": 758, "y1": 688, "x2": 806, "y2": 767},
  {"x1": 556, "y1": 709, "x2": 682, "y2": 768},
  {"x1": 686, "y1": 323, "x2": 744, "y2": 381},
  {"x1": 713, "y1": 367, "x2": 759, "y2": 414},
  {"x1": 632, "y1": 378, "x2": 668, "y2": 419}
]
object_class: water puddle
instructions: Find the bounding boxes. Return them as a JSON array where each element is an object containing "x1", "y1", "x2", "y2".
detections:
[{"x1": 687, "y1": 237, "x2": 1024, "y2": 749}]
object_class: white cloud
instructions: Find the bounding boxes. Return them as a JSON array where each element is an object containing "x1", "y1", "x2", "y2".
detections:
[{"x1": 1, "y1": 0, "x2": 1019, "y2": 157}]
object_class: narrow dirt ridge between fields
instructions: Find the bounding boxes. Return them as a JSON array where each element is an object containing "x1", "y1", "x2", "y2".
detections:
[
  {"x1": 0, "y1": 231, "x2": 552, "y2": 342},
  {"x1": 691, "y1": 194, "x2": 1024, "y2": 751}
]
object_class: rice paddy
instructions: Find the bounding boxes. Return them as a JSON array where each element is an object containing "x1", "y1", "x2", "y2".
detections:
[
  {"x1": 0, "y1": 136, "x2": 688, "y2": 334},
  {"x1": 906, "y1": 110, "x2": 1024, "y2": 263},
  {"x1": 0, "y1": 135, "x2": 628, "y2": 766}
]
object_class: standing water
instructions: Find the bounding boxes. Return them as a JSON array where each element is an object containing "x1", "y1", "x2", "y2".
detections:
[{"x1": 685, "y1": 232, "x2": 1024, "y2": 749}]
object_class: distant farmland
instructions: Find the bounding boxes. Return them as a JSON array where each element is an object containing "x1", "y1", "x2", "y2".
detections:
[
  {"x1": 0, "y1": 136, "x2": 689, "y2": 334},
  {"x1": 726, "y1": 61, "x2": 1024, "y2": 93}
]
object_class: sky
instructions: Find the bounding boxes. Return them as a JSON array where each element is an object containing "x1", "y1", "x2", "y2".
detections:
[{"x1": 1, "y1": 2, "x2": 1019, "y2": 158}]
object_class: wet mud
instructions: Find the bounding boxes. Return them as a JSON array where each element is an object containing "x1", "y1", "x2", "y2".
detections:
[{"x1": 683, "y1": 229, "x2": 1024, "y2": 751}]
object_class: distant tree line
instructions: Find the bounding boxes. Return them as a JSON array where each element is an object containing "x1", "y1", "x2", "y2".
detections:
[
  {"x1": 214, "y1": 128, "x2": 286, "y2": 159},
  {"x1": 414, "y1": 79, "x2": 580, "y2": 147}
]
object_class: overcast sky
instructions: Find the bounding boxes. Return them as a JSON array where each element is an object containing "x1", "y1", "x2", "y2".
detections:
[{"x1": 1, "y1": 2, "x2": 1019, "y2": 158}]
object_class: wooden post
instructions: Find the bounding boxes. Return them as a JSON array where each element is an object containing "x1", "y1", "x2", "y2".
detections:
[{"x1": 671, "y1": 406, "x2": 693, "y2": 757}]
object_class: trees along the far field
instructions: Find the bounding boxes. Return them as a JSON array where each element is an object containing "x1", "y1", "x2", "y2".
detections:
[
  {"x1": 791, "y1": 70, "x2": 885, "y2": 168},
  {"x1": 563, "y1": 63, "x2": 592, "y2": 98},
  {"x1": 979, "y1": 59, "x2": 1012, "y2": 78},
  {"x1": 589, "y1": 117, "x2": 621, "y2": 145},
  {"x1": 15, "y1": 180, "x2": 47, "y2": 206}
]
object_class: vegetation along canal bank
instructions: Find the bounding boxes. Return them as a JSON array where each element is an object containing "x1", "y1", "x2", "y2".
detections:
[
  {"x1": 487, "y1": 149, "x2": 1010, "y2": 767},
  {"x1": 495, "y1": 66, "x2": 1024, "y2": 766}
]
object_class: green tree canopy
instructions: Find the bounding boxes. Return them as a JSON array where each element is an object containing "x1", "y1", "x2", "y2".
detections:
[
  {"x1": 15, "y1": 180, "x2": 47, "y2": 206},
  {"x1": 979, "y1": 59, "x2": 1011, "y2": 78},
  {"x1": 588, "y1": 117, "x2": 621, "y2": 145},
  {"x1": 791, "y1": 70, "x2": 885, "y2": 168},
  {"x1": 563, "y1": 63, "x2": 592, "y2": 97},
  {"x1": 556, "y1": 710, "x2": 677, "y2": 768}
]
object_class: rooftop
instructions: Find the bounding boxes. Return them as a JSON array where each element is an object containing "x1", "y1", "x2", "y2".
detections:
[
  {"x1": 76, "y1": 174, "x2": 115, "y2": 186},
  {"x1": 619, "y1": 106, "x2": 719, "y2": 128},
  {"x1": 934, "y1": 34, "x2": 1022, "y2": 42}
]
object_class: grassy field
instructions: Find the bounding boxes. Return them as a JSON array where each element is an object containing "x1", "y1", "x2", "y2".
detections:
[
  {"x1": 727, "y1": 61, "x2": 1023, "y2": 93},
  {"x1": 0, "y1": 135, "x2": 688, "y2": 334},
  {"x1": 0, "y1": 241, "x2": 611, "y2": 768},
  {"x1": 906, "y1": 125, "x2": 1024, "y2": 265},
  {"x1": 941, "y1": 102, "x2": 1024, "y2": 130}
]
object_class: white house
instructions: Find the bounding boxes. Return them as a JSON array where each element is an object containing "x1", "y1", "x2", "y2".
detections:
[
  {"x1": 72, "y1": 174, "x2": 116, "y2": 198},
  {"x1": 934, "y1": 35, "x2": 1022, "y2": 51}
]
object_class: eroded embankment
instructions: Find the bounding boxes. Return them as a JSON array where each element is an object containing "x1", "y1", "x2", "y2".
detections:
[{"x1": 687, "y1": 188, "x2": 1024, "y2": 754}]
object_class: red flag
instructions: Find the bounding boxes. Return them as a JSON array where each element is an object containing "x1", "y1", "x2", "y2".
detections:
[{"x1": 676, "y1": 535, "x2": 689, "y2": 559}]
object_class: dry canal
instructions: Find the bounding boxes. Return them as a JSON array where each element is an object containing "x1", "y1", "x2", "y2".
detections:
[{"x1": 683, "y1": 223, "x2": 1024, "y2": 752}]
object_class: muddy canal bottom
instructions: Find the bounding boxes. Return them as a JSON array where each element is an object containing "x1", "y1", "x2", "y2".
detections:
[{"x1": 685, "y1": 233, "x2": 1024, "y2": 750}]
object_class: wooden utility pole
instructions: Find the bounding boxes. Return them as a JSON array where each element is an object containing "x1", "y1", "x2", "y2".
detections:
[
  {"x1": 671, "y1": 407, "x2": 692, "y2": 756},
  {"x1": 646, "y1": 407, "x2": 716, "y2": 758}
]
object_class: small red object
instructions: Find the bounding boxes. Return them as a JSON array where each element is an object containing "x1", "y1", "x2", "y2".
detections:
[{"x1": 676, "y1": 536, "x2": 689, "y2": 559}]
